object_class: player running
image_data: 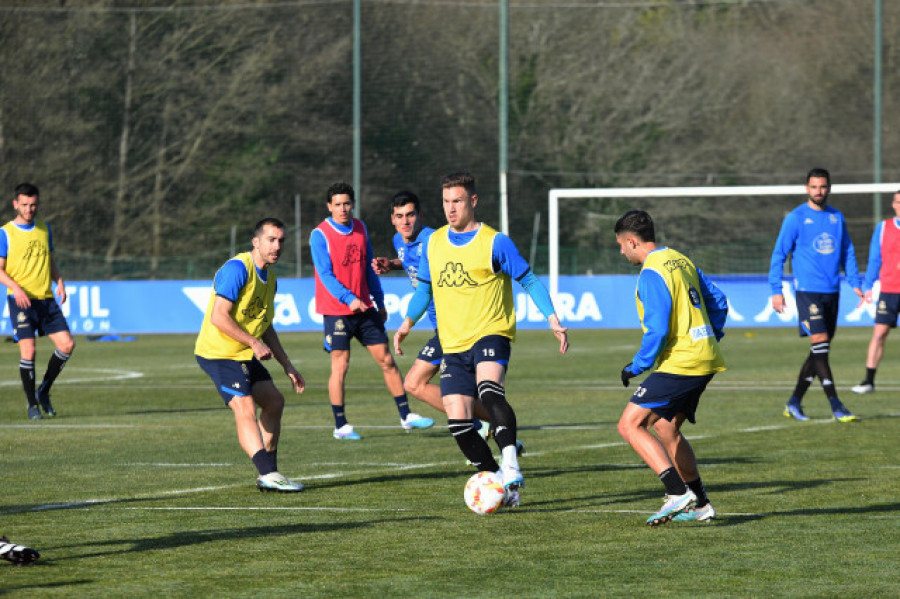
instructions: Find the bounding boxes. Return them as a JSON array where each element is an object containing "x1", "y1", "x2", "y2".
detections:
[{"x1": 395, "y1": 172, "x2": 568, "y2": 506}]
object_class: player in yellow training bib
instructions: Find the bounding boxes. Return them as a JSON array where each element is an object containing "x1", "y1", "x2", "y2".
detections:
[
  {"x1": 0, "y1": 183, "x2": 75, "y2": 420},
  {"x1": 195, "y1": 218, "x2": 306, "y2": 493},
  {"x1": 395, "y1": 171, "x2": 568, "y2": 508},
  {"x1": 615, "y1": 210, "x2": 727, "y2": 526}
]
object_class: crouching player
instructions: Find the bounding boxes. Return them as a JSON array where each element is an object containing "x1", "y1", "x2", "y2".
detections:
[{"x1": 614, "y1": 210, "x2": 727, "y2": 525}]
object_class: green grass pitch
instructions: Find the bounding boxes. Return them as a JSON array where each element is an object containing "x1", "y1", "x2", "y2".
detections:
[{"x1": 0, "y1": 328, "x2": 897, "y2": 596}]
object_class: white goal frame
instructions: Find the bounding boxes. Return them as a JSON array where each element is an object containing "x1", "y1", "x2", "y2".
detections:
[{"x1": 548, "y1": 183, "x2": 900, "y2": 299}]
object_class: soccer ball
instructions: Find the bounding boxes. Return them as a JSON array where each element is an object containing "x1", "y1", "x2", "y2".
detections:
[{"x1": 463, "y1": 471, "x2": 506, "y2": 515}]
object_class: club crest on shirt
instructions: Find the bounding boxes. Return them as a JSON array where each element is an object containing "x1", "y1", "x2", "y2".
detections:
[
  {"x1": 813, "y1": 233, "x2": 836, "y2": 254},
  {"x1": 437, "y1": 262, "x2": 477, "y2": 287}
]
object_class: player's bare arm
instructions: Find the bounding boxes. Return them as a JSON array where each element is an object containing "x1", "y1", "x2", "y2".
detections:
[
  {"x1": 548, "y1": 314, "x2": 569, "y2": 354},
  {"x1": 209, "y1": 296, "x2": 273, "y2": 360},
  {"x1": 261, "y1": 326, "x2": 305, "y2": 393},
  {"x1": 49, "y1": 255, "x2": 67, "y2": 305},
  {"x1": 0, "y1": 260, "x2": 31, "y2": 309}
]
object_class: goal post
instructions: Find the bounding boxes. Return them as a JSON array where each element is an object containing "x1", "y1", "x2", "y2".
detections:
[{"x1": 548, "y1": 183, "x2": 900, "y2": 299}]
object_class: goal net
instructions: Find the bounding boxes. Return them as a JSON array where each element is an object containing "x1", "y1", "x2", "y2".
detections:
[{"x1": 547, "y1": 183, "x2": 900, "y2": 299}]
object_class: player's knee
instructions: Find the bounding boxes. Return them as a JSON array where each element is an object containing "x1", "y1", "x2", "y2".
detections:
[
  {"x1": 267, "y1": 392, "x2": 285, "y2": 415},
  {"x1": 403, "y1": 376, "x2": 420, "y2": 396},
  {"x1": 60, "y1": 338, "x2": 75, "y2": 355},
  {"x1": 476, "y1": 380, "x2": 505, "y2": 409}
]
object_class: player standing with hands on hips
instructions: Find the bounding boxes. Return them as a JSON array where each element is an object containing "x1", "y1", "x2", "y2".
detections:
[
  {"x1": 195, "y1": 218, "x2": 306, "y2": 492},
  {"x1": 394, "y1": 171, "x2": 568, "y2": 507},
  {"x1": 769, "y1": 168, "x2": 861, "y2": 422},
  {"x1": 0, "y1": 183, "x2": 75, "y2": 420},
  {"x1": 615, "y1": 210, "x2": 727, "y2": 525}
]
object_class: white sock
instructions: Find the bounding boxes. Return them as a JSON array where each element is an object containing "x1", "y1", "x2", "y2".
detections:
[{"x1": 501, "y1": 445, "x2": 519, "y2": 471}]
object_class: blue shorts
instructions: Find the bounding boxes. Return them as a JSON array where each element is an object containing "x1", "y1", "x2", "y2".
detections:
[
  {"x1": 196, "y1": 355, "x2": 272, "y2": 404},
  {"x1": 874, "y1": 292, "x2": 900, "y2": 327},
  {"x1": 630, "y1": 372, "x2": 715, "y2": 424},
  {"x1": 8, "y1": 296, "x2": 70, "y2": 339},
  {"x1": 795, "y1": 291, "x2": 839, "y2": 338},
  {"x1": 417, "y1": 332, "x2": 443, "y2": 365},
  {"x1": 440, "y1": 335, "x2": 511, "y2": 397},
  {"x1": 323, "y1": 308, "x2": 388, "y2": 352}
]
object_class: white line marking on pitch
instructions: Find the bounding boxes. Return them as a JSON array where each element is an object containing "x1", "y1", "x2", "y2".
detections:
[
  {"x1": 126, "y1": 507, "x2": 411, "y2": 512},
  {"x1": 0, "y1": 424, "x2": 141, "y2": 429},
  {"x1": 0, "y1": 367, "x2": 143, "y2": 387},
  {"x1": 123, "y1": 463, "x2": 234, "y2": 467}
]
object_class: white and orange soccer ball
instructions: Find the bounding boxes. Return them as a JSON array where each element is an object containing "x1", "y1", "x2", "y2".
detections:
[{"x1": 463, "y1": 471, "x2": 506, "y2": 515}]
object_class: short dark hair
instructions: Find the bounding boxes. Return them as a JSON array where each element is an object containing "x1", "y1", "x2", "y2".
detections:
[
  {"x1": 254, "y1": 217, "x2": 285, "y2": 237},
  {"x1": 14, "y1": 182, "x2": 39, "y2": 198},
  {"x1": 440, "y1": 171, "x2": 477, "y2": 196},
  {"x1": 327, "y1": 182, "x2": 355, "y2": 204},
  {"x1": 614, "y1": 210, "x2": 655, "y2": 243},
  {"x1": 806, "y1": 168, "x2": 830, "y2": 185},
  {"x1": 391, "y1": 190, "x2": 420, "y2": 214}
]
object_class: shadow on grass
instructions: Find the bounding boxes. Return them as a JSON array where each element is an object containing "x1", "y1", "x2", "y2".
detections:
[
  {"x1": 0, "y1": 579, "x2": 93, "y2": 595},
  {"x1": 41, "y1": 516, "x2": 435, "y2": 560}
]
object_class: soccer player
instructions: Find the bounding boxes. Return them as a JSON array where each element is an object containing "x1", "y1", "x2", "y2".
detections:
[
  {"x1": 770, "y1": 168, "x2": 862, "y2": 422},
  {"x1": 195, "y1": 218, "x2": 306, "y2": 492},
  {"x1": 394, "y1": 171, "x2": 568, "y2": 506},
  {"x1": 310, "y1": 182, "x2": 433, "y2": 440},
  {"x1": 0, "y1": 183, "x2": 75, "y2": 420},
  {"x1": 371, "y1": 190, "x2": 492, "y2": 425},
  {"x1": 614, "y1": 210, "x2": 727, "y2": 526},
  {"x1": 852, "y1": 190, "x2": 900, "y2": 394},
  {"x1": 0, "y1": 536, "x2": 39, "y2": 565}
]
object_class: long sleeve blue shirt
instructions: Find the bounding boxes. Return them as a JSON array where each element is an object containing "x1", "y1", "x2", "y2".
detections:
[
  {"x1": 768, "y1": 203, "x2": 861, "y2": 295},
  {"x1": 309, "y1": 218, "x2": 384, "y2": 309},
  {"x1": 393, "y1": 227, "x2": 438, "y2": 328}
]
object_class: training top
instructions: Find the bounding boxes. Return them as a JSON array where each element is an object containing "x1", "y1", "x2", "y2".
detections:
[
  {"x1": 404, "y1": 223, "x2": 556, "y2": 353},
  {"x1": 194, "y1": 252, "x2": 275, "y2": 361},
  {"x1": 768, "y1": 203, "x2": 861, "y2": 295},
  {"x1": 627, "y1": 247, "x2": 727, "y2": 377},
  {"x1": 0, "y1": 220, "x2": 55, "y2": 299},
  {"x1": 393, "y1": 226, "x2": 438, "y2": 329},
  {"x1": 310, "y1": 218, "x2": 384, "y2": 316},
  {"x1": 862, "y1": 217, "x2": 900, "y2": 293}
]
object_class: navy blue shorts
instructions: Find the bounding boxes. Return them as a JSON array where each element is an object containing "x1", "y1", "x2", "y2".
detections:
[
  {"x1": 795, "y1": 291, "x2": 839, "y2": 338},
  {"x1": 630, "y1": 372, "x2": 715, "y2": 424},
  {"x1": 874, "y1": 292, "x2": 900, "y2": 327},
  {"x1": 440, "y1": 335, "x2": 511, "y2": 397},
  {"x1": 417, "y1": 332, "x2": 443, "y2": 365},
  {"x1": 8, "y1": 296, "x2": 70, "y2": 339},
  {"x1": 323, "y1": 308, "x2": 388, "y2": 352},
  {"x1": 196, "y1": 355, "x2": 272, "y2": 404}
]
